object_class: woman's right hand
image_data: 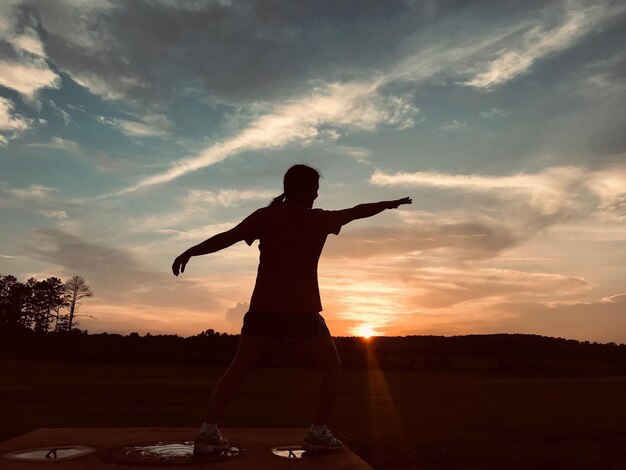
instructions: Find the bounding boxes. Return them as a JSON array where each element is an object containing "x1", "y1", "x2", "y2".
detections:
[{"x1": 172, "y1": 252, "x2": 191, "y2": 276}]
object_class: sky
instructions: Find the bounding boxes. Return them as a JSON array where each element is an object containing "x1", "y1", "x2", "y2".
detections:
[{"x1": 1, "y1": 0, "x2": 625, "y2": 343}]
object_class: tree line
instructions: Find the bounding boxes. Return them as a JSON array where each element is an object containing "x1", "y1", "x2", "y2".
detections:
[
  {"x1": 1, "y1": 327, "x2": 625, "y2": 375},
  {"x1": 0, "y1": 274, "x2": 93, "y2": 332}
]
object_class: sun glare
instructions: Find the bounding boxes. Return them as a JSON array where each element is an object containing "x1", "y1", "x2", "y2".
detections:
[{"x1": 354, "y1": 324, "x2": 377, "y2": 339}]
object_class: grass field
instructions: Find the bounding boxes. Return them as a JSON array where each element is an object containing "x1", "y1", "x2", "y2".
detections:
[{"x1": 1, "y1": 359, "x2": 625, "y2": 469}]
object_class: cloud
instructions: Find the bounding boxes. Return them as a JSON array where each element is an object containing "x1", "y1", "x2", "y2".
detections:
[
  {"x1": 491, "y1": 295, "x2": 626, "y2": 344},
  {"x1": 11, "y1": 26, "x2": 45, "y2": 56},
  {"x1": 388, "y1": 0, "x2": 624, "y2": 95},
  {"x1": 406, "y1": 267, "x2": 590, "y2": 309},
  {"x1": 0, "y1": 184, "x2": 84, "y2": 224},
  {"x1": 463, "y1": 2, "x2": 622, "y2": 90},
  {"x1": 320, "y1": 261, "x2": 592, "y2": 338},
  {"x1": 97, "y1": 113, "x2": 175, "y2": 138},
  {"x1": 39, "y1": 210, "x2": 68, "y2": 219},
  {"x1": 575, "y1": 53, "x2": 626, "y2": 99},
  {"x1": 20, "y1": 0, "x2": 120, "y2": 99},
  {"x1": 370, "y1": 166, "x2": 586, "y2": 216},
  {"x1": 333, "y1": 145, "x2": 373, "y2": 165},
  {"x1": 128, "y1": 188, "x2": 276, "y2": 236},
  {"x1": 325, "y1": 164, "x2": 625, "y2": 272},
  {"x1": 111, "y1": 80, "x2": 417, "y2": 195},
  {"x1": 585, "y1": 165, "x2": 626, "y2": 222},
  {"x1": 324, "y1": 219, "x2": 518, "y2": 262},
  {"x1": 225, "y1": 301, "x2": 248, "y2": 324},
  {"x1": 21, "y1": 228, "x2": 153, "y2": 287},
  {"x1": 31, "y1": 0, "x2": 412, "y2": 105},
  {"x1": 157, "y1": 223, "x2": 238, "y2": 242},
  {"x1": 185, "y1": 188, "x2": 276, "y2": 209},
  {"x1": 29, "y1": 137, "x2": 148, "y2": 173},
  {"x1": 0, "y1": 97, "x2": 32, "y2": 143},
  {"x1": 479, "y1": 108, "x2": 510, "y2": 119},
  {"x1": 19, "y1": 228, "x2": 215, "y2": 306},
  {"x1": 601, "y1": 293, "x2": 626, "y2": 304},
  {"x1": 0, "y1": 98, "x2": 30, "y2": 130},
  {"x1": 439, "y1": 119, "x2": 468, "y2": 132},
  {"x1": 392, "y1": 291, "x2": 626, "y2": 344},
  {"x1": 0, "y1": 56, "x2": 60, "y2": 97},
  {"x1": 0, "y1": 2, "x2": 61, "y2": 97}
]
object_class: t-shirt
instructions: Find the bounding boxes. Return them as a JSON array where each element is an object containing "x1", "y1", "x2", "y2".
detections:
[{"x1": 234, "y1": 202, "x2": 345, "y2": 313}]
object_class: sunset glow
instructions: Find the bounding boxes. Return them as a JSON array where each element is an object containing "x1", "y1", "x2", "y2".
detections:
[
  {"x1": 1, "y1": 1, "x2": 625, "y2": 343},
  {"x1": 353, "y1": 325, "x2": 379, "y2": 339}
]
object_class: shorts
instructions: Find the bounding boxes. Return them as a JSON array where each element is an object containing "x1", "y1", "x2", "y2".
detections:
[{"x1": 241, "y1": 311, "x2": 330, "y2": 341}]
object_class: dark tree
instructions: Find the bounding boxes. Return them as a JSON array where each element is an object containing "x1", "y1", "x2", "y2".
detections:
[
  {"x1": 39, "y1": 277, "x2": 67, "y2": 332},
  {"x1": 22, "y1": 277, "x2": 40, "y2": 330},
  {"x1": 64, "y1": 275, "x2": 94, "y2": 332},
  {"x1": 0, "y1": 275, "x2": 25, "y2": 328}
]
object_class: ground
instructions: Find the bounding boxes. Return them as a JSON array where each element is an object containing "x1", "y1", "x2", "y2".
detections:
[{"x1": 1, "y1": 359, "x2": 625, "y2": 469}]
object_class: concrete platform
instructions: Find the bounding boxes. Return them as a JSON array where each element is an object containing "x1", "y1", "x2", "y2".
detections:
[{"x1": 0, "y1": 428, "x2": 373, "y2": 469}]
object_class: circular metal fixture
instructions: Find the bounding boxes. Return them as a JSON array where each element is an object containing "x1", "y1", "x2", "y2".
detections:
[
  {"x1": 2, "y1": 446, "x2": 95, "y2": 461},
  {"x1": 101, "y1": 441, "x2": 245, "y2": 466},
  {"x1": 271, "y1": 445, "x2": 318, "y2": 459}
]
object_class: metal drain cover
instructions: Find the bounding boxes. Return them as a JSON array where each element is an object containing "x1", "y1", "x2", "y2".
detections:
[
  {"x1": 2, "y1": 445, "x2": 95, "y2": 461},
  {"x1": 101, "y1": 441, "x2": 245, "y2": 466},
  {"x1": 272, "y1": 445, "x2": 318, "y2": 459}
]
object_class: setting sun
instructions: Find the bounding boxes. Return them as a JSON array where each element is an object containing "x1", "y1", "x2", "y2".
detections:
[{"x1": 354, "y1": 325, "x2": 378, "y2": 339}]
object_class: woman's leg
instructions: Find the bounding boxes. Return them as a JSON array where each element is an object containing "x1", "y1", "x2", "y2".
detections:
[
  {"x1": 301, "y1": 331, "x2": 342, "y2": 425},
  {"x1": 205, "y1": 335, "x2": 269, "y2": 423}
]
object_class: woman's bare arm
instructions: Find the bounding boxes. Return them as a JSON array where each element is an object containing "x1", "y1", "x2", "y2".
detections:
[
  {"x1": 336, "y1": 197, "x2": 412, "y2": 225},
  {"x1": 172, "y1": 227, "x2": 244, "y2": 276}
]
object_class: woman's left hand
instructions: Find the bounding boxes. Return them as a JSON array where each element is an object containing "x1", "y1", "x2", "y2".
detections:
[{"x1": 389, "y1": 197, "x2": 412, "y2": 209}]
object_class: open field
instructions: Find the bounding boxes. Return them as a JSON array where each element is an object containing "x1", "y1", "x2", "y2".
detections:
[{"x1": 1, "y1": 359, "x2": 625, "y2": 469}]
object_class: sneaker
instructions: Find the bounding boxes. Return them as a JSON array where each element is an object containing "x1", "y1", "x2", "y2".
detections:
[
  {"x1": 302, "y1": 428, "x2": 343, "y2": 451},
  {"x1": 193, "y1": 429, "x2": 229, "y2": 454}
]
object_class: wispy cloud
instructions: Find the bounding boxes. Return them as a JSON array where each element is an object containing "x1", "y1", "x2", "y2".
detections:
[
  {"x1": 110, "y1": 80, "x2": 417, "y2": 195},
  {"x1": 371, "y1": 164, "x2": 626, "y2": 224},
  {"x1": 389, "y1": 1, "x2": 622, "y2": 93},
  {"x1": 479, "y1": 108, "x2": 510, "y2": 119},
  {"x1": 0, "y1": 184, "x2": 81, "y2": 220},
  {"x1": 371, "y1": 166, "x2": 585, "y2": 215},
  {"x1": 185, "y1": 188, "x2": 276, "y2": 208},
  {"x1": 463, "y1": 2, "x2": 621, "y2": 89},
  {"x1": 128, "y1": 187, "x2": 276, "y2": 236},
  {"x1": 29, "y1": 137, "x2": 148, "y2": 173},
  {"x1": 98, "y1": 113, "x2": 175, "y2": 138},
  {"x1": 586, "y1": 164, "x2": 626, "y2": 222},
  {"x1": 0, "y1": 97, "x2": 32, "y2": 144},
  {"x1": 324, "y1": 219, "x2": 518, "y2": 262}
]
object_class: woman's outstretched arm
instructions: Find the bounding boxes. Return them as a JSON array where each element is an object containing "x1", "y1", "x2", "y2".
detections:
[
  {"x1": 336, "y1": 197, "x2": 412, "y2": 225},
  {"x1": 172, "y1": 227, "x2": 244, "y2": 276}
]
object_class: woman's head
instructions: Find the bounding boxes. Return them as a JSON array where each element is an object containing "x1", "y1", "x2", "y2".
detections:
[{"x1": 269, "y1": 164, "x2": 320, "y2": 208}]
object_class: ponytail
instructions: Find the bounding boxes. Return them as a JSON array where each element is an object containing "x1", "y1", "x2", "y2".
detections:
[{"x1": 269, "y1": 193, "x2": 286, "y2": 207}]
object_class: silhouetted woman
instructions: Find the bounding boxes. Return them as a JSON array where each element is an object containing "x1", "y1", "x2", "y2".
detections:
[{"x1": 172, "y1": 164, "x2": 411, "y2": 454}]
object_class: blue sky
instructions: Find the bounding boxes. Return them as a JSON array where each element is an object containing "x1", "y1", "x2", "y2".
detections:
[{"x1": 1, "y1": 0, "x2": 625, "y2": 342}]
